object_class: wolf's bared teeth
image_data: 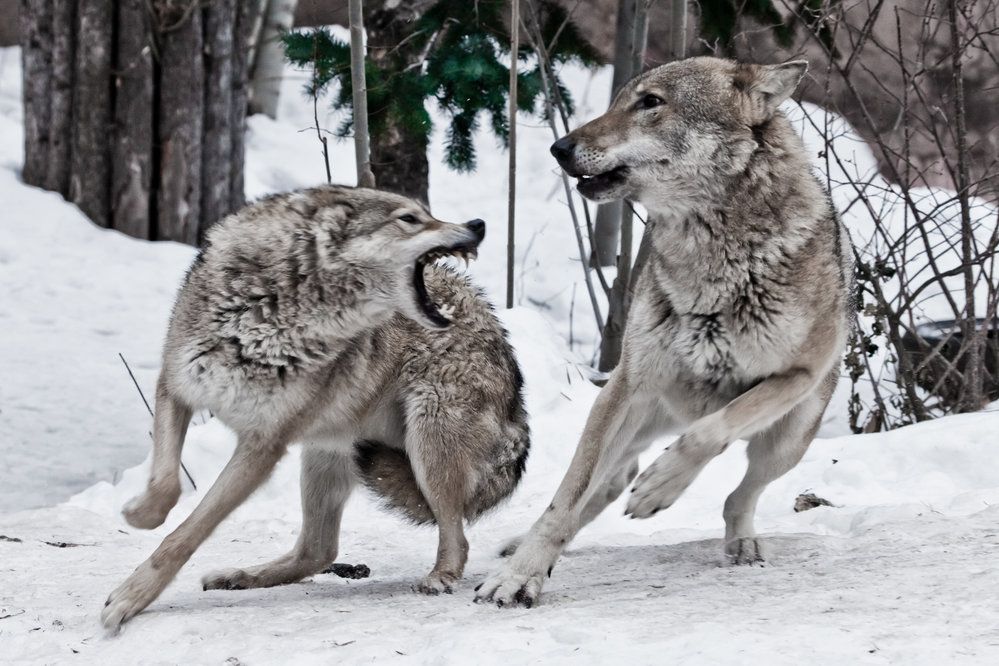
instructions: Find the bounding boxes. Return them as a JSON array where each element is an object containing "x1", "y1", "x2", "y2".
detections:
[{"x1": 438, "y1": 303, "x2": 456, "y2": 320}]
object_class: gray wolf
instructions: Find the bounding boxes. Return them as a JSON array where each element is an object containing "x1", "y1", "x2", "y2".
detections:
[
  {"x1": 475, "y1": 57, "x2": 852, "y2": 607},
  {"x1": 101, "y1": 186, "x2": 529, "y2": 631}
]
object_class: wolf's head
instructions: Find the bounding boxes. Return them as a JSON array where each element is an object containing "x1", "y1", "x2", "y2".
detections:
[
  {"x1": 326, "y1": 189, "x2": 486, "y2": 330},
  {"x1": 550, "y1": 57, "x2": 807, "y2": 211}
]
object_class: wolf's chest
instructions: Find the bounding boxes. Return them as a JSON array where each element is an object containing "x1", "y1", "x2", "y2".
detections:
[{"x1": 671, "y1": 313, "x2": 738, "y2": 382}]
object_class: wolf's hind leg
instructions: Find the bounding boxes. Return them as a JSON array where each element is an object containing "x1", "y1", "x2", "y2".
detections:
[
  {"x1": 723, "y1": 382, "x2": 830, "y2": 564},
  {"x1": 123, "y1": 376, "x2": 193, "y2": 529},
  {"x1": 202, "y1": 447, "x2": 355, "y2": 590}
]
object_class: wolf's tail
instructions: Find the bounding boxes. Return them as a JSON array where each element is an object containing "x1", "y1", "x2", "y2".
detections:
[
  {"x1": 354, "y1": 427, "x2": 530, "y2": 525},
  {"x1": 354, "y1": 441, "x2": 436, "y2": 524}
]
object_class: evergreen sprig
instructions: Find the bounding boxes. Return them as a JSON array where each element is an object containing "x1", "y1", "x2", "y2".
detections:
[{"x1": 282, "y1": 0, "x2": 600, "y2": 173}]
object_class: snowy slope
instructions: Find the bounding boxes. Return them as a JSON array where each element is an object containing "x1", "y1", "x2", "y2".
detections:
[{"x1": 2, "y1": 42, "x2": 999, "y2": 664}]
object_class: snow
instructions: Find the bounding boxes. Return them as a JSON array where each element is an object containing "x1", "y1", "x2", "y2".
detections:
[{"x1": 2, "y1": 43, "x2": 999, "y2": 663}]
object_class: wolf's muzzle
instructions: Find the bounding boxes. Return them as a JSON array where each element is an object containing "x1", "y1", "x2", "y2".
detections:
[
  {"x1": 550, "y1": 136, "x2": 576, "y2": 171},
  {"x1": 465, "y1": 219, "x2": 486, "y2": 242}
]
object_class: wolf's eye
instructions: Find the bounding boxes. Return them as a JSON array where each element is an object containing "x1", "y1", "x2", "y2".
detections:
[
  {"x1": 398, "y1": 214, "x2": 420, "y2": 225},
  {"x1": 639, "y1": 94, "x2": 665, "y2": 110}
]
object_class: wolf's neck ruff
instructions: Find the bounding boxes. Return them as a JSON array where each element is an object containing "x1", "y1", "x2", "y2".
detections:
[{"x1": 641, "y1": 114, "x2": 827, "y2": 323}]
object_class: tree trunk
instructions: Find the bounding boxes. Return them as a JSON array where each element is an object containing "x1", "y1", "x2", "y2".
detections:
[
  {"x1": 19, "y1": 0, "x2": 52, "y2": 189},
  {"x1": 69, "y1": 0, "x2": 113, "y2": 227},
  {"x1": 44, "y1": 0, "x2": 73, "y2": 196},
  {"x1": 348, "y1": 0, "x2": 376, "y2": 188},
  {"x1": 156, "y1": 4, "x2": 204, "y2": 244},
  {"x1": 368, "y1": 125, "x2": 429, "y2": 201},
  {"x1": 249, "y1": 0, "x2": 298, "y2": 119},
  {"x1": 202, "y1": 0, "x2": 237, "y2": 235},
  {"x1": 365, "y1": 4, "x2": 430, "y2": 202},
  {"x1": 590, "y1": 0, "x2": 639, "y2": 268},
  {"x1": 20, "y1": 1, "x2": 263, "y2": 245},
  {"x1": 230, "y1": 0, "x2": 258, "y2": 212},
  {"x1": 112, "y1": 0, "x2": 154, "y2": 240},
  {"x1": 506, "y1": 0, "x2": 520, "y2": 309},
  {"x1": 598, "y1": 0, "x2": 649, "y2": 372},
  {"x1": 667, "y1": 0, "x2": 688, "y2": 61}
]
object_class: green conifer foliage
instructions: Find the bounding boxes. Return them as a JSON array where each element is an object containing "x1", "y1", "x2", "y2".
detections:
[{"x1": 283, "y1": 0, "x2": 600, "y2": 173}]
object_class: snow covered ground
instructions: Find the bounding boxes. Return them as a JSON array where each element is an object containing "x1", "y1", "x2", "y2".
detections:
[{"x1": 2, "y1": 43, "x2": 999, "y2": 663}]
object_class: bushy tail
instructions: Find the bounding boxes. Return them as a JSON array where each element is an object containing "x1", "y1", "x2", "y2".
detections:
[
  {"x1": 354, "y1": 441, "x2": 436, "y2": 525},
  {"x1": 354, "y1": 430, "x2": 530, "y2": 525}
]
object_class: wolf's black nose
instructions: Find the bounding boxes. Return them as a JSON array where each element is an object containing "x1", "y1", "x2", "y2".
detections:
[
  {"x1": 550, "y1": 136, "x2": 576, "y2": 162},
  {"x1": 465, "y1": 218, "x2": 486, "y2": 241}
]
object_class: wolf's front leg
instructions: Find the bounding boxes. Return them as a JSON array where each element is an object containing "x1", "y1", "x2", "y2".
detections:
[
  {"x1": 122, "y1": 376, "x2": 193, "y2": 529},
  {"x1": 626, "y1": 367, "x2": 820, "y2": 519},
  {"x1": 475, "y1": 375, "x2": 668, "y2": 608},
  {"x1": 102, "y1": 438, "x2": 284, "y2": 633}
]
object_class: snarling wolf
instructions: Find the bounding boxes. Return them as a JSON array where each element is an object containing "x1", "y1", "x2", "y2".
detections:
[
  {"x1": 476, "y1": 57, "x2": 852, "y2": 607},
  {"x1": 102, "y1": 186, "x2": 529, "y2": 631}
]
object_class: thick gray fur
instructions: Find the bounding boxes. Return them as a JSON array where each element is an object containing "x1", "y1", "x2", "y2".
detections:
[
  {"x1": 101, "y1": 186, "x2": 529, "y2": 631},
  {"x1": 476, "y1": 57, "x2": 853, "y2": 607}
]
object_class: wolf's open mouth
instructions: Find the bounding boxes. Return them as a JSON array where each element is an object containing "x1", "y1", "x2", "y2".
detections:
[
  {"x1": 576, "y1": 165, "x2": 629, "y2": 197},
  {"x1": 413, "y1": 244, "x2": 479, "y2": 326}
]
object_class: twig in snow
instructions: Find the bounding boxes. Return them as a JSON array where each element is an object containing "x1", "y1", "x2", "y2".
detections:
[{"x1": 118, "y1": 353, "x2": 197, "y2": 491}]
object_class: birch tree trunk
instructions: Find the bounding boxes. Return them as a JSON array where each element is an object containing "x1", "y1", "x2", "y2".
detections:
[
  {"x1": 349, "y1": 0, "x2": 376, "y2": 188},
  {"x1": 230, "y1": 0, "x2": 259, "y2": 212},
  {"x1": 249, "y1": 0, "x2": 298, "y2": 119}
]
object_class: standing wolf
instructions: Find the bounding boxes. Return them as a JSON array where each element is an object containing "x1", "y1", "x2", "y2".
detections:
[
  {"x1": 102, "y1": 186, "x2": 529, "y2": 631},
  {"x1": 476, "y1": 57, "x2": 852, "y2": 607}
]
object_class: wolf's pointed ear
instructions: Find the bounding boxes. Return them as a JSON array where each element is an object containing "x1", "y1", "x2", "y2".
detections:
[
  {"x1": 755, "y1": 61, "x2": 808, "y2": 114},
  {"x1": 737, "y1": 61, "x2": 808, "y2": 119}
]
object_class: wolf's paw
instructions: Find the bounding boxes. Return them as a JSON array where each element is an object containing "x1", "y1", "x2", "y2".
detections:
[
  {"x1": 122, "y1": 487, "x2": 179, "y2": 530},
  {"x1": 101, "y1": 562, "x2": 167, "y2": 634},
  {"x1": 414, "y1": 571, "x2": 458, "y2": 595},
  {"x1": 474, "y1": 566, "x2": 545, "y2": 608},
  {"x1": 725, "y1": 537, "x2": 767, "y2": 566},
  {"x1": 625, "y1": 448, "x2": 700, "y2": 519},
  {"x1": 498, "y1": 535, "x2": 523, "y2": 558},
  {"x1": 202, "y1": 568, "x2": 255, "y2": 591}
]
